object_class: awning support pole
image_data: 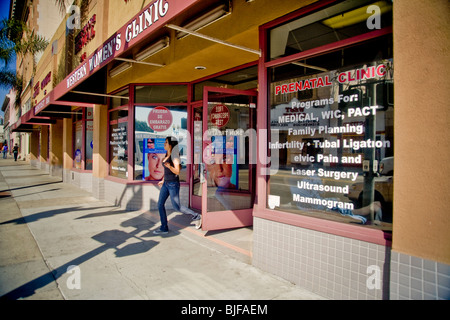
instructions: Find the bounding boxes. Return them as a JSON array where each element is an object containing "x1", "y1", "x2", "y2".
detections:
[
  {"x1": 165, "y1": 24, "x2": 261, "y2": 57},
  {"x1": 70, "y1": 91, "x2": 130, "y2": 100},
  {"x1": 114, "y1": 57, "x2": 165, "y2": 67}
]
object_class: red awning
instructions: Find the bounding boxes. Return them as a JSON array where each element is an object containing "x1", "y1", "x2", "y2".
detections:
[{"x1": 53, "y1": 0, "x2": 202, "y2": 104}]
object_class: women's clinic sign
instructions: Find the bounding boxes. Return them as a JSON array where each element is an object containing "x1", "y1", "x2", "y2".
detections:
[
  {"x1": 148, "y1": 106, "x2": 173, "y2": 131},
  {"x1": 61, "y1": 0, "x2": 200, "y2": 94}
]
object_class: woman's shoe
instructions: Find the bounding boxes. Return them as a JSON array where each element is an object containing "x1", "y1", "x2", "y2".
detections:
[
  {"x1": 153, "y1": 228, "x2": 169, "y2": 235},
  {"x1": 192, "y1": 214, "x2": 202, "y2": 229}
]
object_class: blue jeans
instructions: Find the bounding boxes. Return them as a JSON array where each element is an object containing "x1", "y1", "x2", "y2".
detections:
[
  {"x1": 157, "y1": 181, "x2": 182, "y2": 232},
  {"x1": 157, "y1": 181, "x2": 198, "y2": 231}
]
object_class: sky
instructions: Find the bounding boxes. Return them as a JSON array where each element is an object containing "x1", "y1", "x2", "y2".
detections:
[{"x1": 0, "y1": 0, "x2": 14, "y2": 119}]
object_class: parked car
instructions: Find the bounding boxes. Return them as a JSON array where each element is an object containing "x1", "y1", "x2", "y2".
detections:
[
  {"x1": 346, "y1": 175, "x2": 393, "y2": 210},
  {"x1": 379, "y1": 156, "x2": 394, "y2": 176},
  {"x1": 345, "y1": 157, "x2": 394, "y2": 222}
]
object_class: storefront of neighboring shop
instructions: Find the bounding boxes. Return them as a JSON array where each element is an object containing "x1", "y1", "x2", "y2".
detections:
[{"x1": 24, "y1": 0, "x2": 449, "y2": 300}]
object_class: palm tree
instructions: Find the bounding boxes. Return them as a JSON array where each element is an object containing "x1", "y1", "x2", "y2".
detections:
[
  {"x1": 0, "y1": 18, "x2": 22, "y2": 89},
  {"x1": 0, "y1": 18, "x2": 48, "y2": 106}
]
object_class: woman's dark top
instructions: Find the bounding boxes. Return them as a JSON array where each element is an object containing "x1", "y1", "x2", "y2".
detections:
[{"x1": 163, "y1": 155, "x2": 179, "y2": 182}]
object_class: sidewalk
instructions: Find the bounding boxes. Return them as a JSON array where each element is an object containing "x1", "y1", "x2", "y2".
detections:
[{"x1": 0, "y1": 158, "x2": 326, "y2": 300}]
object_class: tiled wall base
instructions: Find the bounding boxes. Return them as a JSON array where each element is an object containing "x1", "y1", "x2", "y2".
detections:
[
  {"x1": 390, "y1": 251, "x2": 450, "y2": 300},
  {"x1": 63, "y1": 169, "x2": 93, "y2": 193},
  {"x1": 30, "y1": 161, "x2": 61, "y2": 178},
  {"x1": 252, "y1": 217, "x2": 390, "y2": 300},
  {"x1": 92, "y1": 176, "x2": 105, "y2": 200},
  {"x1": 35, "y1": 161, "x2": 49, "y2": 173}
]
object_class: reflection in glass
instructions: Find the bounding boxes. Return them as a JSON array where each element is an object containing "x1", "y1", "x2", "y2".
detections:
[
  {"x1": 205, "y1": 95, "x2": 255, "y2": 212},
  {"x1": 192, "y1": 107, "x2": 203, "y2": 196},
  {"x1": 85, "y1": 108, "x2": 93, "y2": 170}
]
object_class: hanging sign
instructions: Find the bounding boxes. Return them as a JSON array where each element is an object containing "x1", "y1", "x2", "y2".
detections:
[
  {"x1": 210, "y1": 104, "x2": 230, "y2": 127},
  {"x1": 147, "y1": 106, "x2": 173, "y2": 132}
]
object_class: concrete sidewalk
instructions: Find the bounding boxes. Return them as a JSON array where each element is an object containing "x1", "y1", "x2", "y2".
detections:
[{"x1": 0, "y1": 159, "x2": 326, "y2": 300}]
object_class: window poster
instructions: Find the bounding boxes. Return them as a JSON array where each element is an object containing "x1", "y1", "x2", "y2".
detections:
[
  {"x1": 268, "y1": 59, "x2": 394, "y2": 229},
  {"x1": 142, "y1": 138, "x2": 166, "y2": 181},
  {"x1": 109, "y1": 122, "x2": 128, "y2": 179}
]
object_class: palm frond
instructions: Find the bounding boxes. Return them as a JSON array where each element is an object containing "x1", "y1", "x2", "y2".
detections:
[
  {"x1": 55, "y1": 0, "x2": 69, "y2": 16},
  {"x1": 15, "y1": 30, "x2": 49, "y2": 56},
  {"x1": 0, "y1": 69, "x2": 17, "y2": 89}
]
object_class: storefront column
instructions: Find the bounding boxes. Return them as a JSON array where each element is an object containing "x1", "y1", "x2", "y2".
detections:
[
  {"x1": 49, "y1": 119, "x2": 63, "y2": 177},
  {"x1": 92, "y1": 104, "x2": 108, "y2": 199},
  {"x1": 39, "y1": 126, "x2": 49, "y2": 171},
  {"x1": 29, "y1": 130, "x2": 40, "y2": 167},
  {"x1": 62, "y1": 117, "x2": 73, "y2": 182},
  {"x1": 390, "y1": 0, "x2": 450, "y2": 300}
]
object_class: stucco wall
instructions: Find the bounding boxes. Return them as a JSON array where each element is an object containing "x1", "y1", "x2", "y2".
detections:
[{"x1": 393, "y1": 0, "x2": 450, "y2": 264}]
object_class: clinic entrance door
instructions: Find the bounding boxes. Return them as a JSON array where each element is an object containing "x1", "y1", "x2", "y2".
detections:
[{"x1": 191, "y1": 87, "x2": 257, "y2": 231}]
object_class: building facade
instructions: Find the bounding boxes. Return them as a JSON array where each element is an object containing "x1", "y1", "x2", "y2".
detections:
[{"x1": 6, "y1": 0, "x2": 450, "y2": 300}]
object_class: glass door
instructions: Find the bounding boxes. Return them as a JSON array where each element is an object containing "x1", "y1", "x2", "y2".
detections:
[
  {"x1": 190, "y1": 104, "x2": 204, "y2": 210},
  {"x1": 198, "y1": 87, "x2": 257, "y2": 231}
]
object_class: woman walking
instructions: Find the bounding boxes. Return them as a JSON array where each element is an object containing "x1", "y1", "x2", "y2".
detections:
[{"x1": 154, "y1": 136, "x2": 201, "y2": 234}]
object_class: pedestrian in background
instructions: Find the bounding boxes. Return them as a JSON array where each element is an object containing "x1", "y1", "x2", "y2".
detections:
[
  {"x1": 2, "y1": 145, "x2": 7, "y2": 159},
  {"x1": 12, "y1": 143, "x2": 19, "y2": 161}
]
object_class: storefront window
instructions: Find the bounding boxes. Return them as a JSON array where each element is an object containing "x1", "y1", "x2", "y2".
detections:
[
  {"x1": 134, "y1": 105, "x2": 188, "y2": 182},
  {"x1": 73, "y1": 108, "x2": 93, "y2": 170},
  {"x1": 109, "y1": 107, "x2": 128, "y2": 179},
  {"x1": 85, "y1": 108, "x2": 93, "y2": 170},
  {"x1": 135, "y1": 85, "x2": 188, "y2": 103},
  {"x1": 111, "y1": 88, "x2": 129, "y2": 108},
  {"x1": 74, "y1": 115, "x2": 83, "y2": 169},
  {"x1": 269, "y1": 0, "x2": 392, "y2": 60},
  {"x1": 267, "y1": 0, "x2": 393, "y2": 231},
  {"x1": 193, "y1": 65, "x2": 258, "y2": 102}
]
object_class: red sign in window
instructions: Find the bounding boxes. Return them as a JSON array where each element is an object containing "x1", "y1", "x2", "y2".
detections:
[
  {"x1": 210, "y1": 104, "x2": 230, "y2": 127},
  {"x1": 148, "y1": 106, "x2": 173, "y2": 132}
]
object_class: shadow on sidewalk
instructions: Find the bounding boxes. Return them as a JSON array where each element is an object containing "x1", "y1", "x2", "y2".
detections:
[
  {"x1": 0, "y1": 211, "x2": 184, "y2": 300},
  {"x1": 1, "y1": 181, "x2": 62, "y2": 193},
  {"x1": 0, "y1": 205, "x2": 121, "y2": 226},
  {"x1": 0, "y1": 161, "x2": 198, "y2": 299}
]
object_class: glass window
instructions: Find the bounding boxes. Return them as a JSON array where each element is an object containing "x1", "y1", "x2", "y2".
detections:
[
  {"x1": 72, "y1": 108, "x2": 93, "y2": 170},
  {"x1": 111, "y1": 88, "x2": 129, "y2": 108},
  {"x1": 269, "y1": 0, "x2": 393, "y2": 60},
  {"x1": 134, "y1": 105, "x2": 188, "y2": 182},
  {"x1": 135, "y1": 85, "x2": 188, "y2": 103},
  {"x1": 85, "y1": 108, "x2": 93, "y2": 170},
  {"x1": 109, "y1": 108, "x2": 129, "y2": 179},
  {"x1": 267, "y1": 1, "x2": 393, "y2": 231},
  {"x1": 193, "y1": 66, "x2": 258, "y2": 102},
  {"x1": 74, "y1": 116, "x2": 83, "y2": 169}
]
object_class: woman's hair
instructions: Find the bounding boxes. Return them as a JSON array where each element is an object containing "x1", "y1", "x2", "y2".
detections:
[
  {"x1": 166, "y1": 136, "x2": 178, "y2": 150},
  {"x1": 166, "y1": 136, "x2": 180, "y2": 159}
]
